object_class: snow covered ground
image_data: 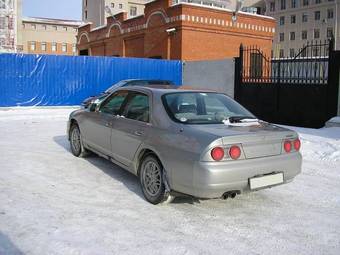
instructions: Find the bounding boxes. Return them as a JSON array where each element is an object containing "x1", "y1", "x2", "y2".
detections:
[{"x1": 0, "y1": 108, "x2": 339, "y2": 255}]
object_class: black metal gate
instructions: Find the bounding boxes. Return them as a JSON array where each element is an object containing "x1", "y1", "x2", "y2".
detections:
[{"x1": 234, "y1": 39, "x2": 339, "y2": 128}]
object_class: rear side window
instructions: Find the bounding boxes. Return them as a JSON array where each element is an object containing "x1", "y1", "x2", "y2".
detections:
[
  {"x1": 100, "y1": 91, "x2": 128, "y2": 115},
  {"x1": 123, "y1": 92, "x2": 149, "y2": 122}
]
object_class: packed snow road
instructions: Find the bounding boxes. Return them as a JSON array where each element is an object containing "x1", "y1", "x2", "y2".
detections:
[{"x1": 0, "y1": 108, "x2": 339, "y2": 255}]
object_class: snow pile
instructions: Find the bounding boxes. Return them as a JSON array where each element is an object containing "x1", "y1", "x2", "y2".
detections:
[{"x1": 288, "y1": 126, "x2": 340, "y2": 162}]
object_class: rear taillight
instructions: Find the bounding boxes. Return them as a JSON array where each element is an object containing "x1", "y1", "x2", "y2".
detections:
[
  {"x1": 294, "y1": 138, "x2": 301, "y2": 151},
  {"x1": 211, "y1": 147, "x2": 225, "y2": 161},
  {"x1": 229, "y1": 146, "x2": 241, "y2": 160},
  {"x1": 284, "y1": 140, "x2": 292, "y2": 153}
]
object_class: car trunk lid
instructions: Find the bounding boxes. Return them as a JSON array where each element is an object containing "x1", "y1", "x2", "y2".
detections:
[{"x1": 190, "y1": 122, "x2": 297, "y2": 159}]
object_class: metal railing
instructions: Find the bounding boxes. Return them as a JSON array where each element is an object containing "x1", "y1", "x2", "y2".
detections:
[{"x1": 240, "y1": 40, "x2": 332, "y2": 84}]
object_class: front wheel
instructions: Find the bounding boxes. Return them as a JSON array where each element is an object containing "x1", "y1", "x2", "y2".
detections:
[
  {"x1": 139, "y1": 155, "x2": 174, "y2": 204},
  {"x1": 69, "y1": 124, "x2": 90, "y2": 157}
]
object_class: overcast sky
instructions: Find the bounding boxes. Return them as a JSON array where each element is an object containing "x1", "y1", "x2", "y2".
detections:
[{"x1": 23, "y1": 0, "x2": 82, "y2": 20}]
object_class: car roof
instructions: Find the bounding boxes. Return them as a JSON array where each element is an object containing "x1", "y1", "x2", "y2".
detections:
[{"x1": 120, "y1": 85, "x2": 217, "y2": 95}]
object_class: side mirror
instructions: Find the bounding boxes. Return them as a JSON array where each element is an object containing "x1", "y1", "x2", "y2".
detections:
[{"x1": 89, "y1": 103, "x2": 97, "y2": 112}]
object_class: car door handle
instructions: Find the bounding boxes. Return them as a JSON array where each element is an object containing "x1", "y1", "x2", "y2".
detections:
[{"x1": 134, "y1": 131, "x2": 144, "y2": 136}]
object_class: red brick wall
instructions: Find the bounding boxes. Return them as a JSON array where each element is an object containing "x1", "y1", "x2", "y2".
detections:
[{"x1": 77, "y1": 0, "x2": 275, "y2": 61}]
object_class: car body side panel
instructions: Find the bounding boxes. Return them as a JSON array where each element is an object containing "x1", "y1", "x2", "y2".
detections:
[{"x1": 111, "y1": 117, "x2": 149, "y2": 167}]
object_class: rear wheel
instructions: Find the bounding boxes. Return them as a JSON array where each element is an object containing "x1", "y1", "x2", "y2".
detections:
[
  {"x1": 139, "y1": 155, "x2": 174, "y2": 204},
  {"x1": 69, "y1": 124, "x2": 90, "y2": 157}
]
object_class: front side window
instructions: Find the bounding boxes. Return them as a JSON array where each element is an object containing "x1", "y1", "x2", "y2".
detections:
[
  {"x1": 123, "y1": 92, "x2": 149, "y2": 122},
  {"x1": 162, "y1": 92, "x2": 253, "y2": 124},
  {"x1": 100, "y1": 91, "x2": 128, "y2": 115}
]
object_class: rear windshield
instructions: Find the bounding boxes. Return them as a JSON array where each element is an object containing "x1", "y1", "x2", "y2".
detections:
[{"x1": 162, "y1": 92, "x2": 254, "y2": 124}]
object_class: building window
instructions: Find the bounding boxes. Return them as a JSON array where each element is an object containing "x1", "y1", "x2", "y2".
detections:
[
  {"x1": 302, "y1": 30, "x2": 308, "y2": 40},
  {"x1": 63, "y1": 26, "x2": 67, "y2": 31},
  {"x1": 327, "y1": 9, "x2": 334, "y2": 19},
  {"x1": 279, "y1": 16, "x2": 285, "y2": 25},
  {"x1": 52, "y1": 42, "x2": 57, "y2": 51},
  {"x1": 316, "y1": 0, "x2": 321, "y2": 3},
  {"x1": 0, "y1": 0, "x2": 5, "y2": 9},
  {"x1": 42, "y1": 24, "x2": 47, "y2": 30},
  {"x1": 41, "y1": 42, "x2": 47, "y2": 51},
  {"x1": 314, "y1": 29, "x2": 320, "y2": 39},
  {"x1": 289, "y1": 49, "x2": 295, "y2": 58},
  {"x1": 327, "y1": 27, "x2": 333, "y2": 38},
  {"x1": 30, "y1": 41, "x2": 36, "y2": 51},
  {"x1": 31, "y1": 24, "x2": 36, "y2": 29},
  {"x1": 270, "y1": 2, "x2": 275, "y2": 11},
  {"x1": 85, "y1": 10, "x2": 88, "y2": 19},
  {"x1": 314, "y1": 11, "x2": 320, "y2": 20},
  {"x1": 303, "y1": 0, "x2": 309, "y2": 5},
  {"x1": 291, "y1": 15, "x2": 296, "y2": 23},
  {"x1": 72, "y1": 44, "x2": 76, "y2": 53},
  {"x1": 279, "y1": 33, "x2": 285, "y2": 42},
  {"x1": 313, "y1": 47, "x2": 320, "y2": 56},
  {"x1": 62, "y1": 43, "x2": 67, "y2": 52},
  {"x1": 290, "y1": 31, "x2": 295, "y2": 40},
  {"x1": 0, "y1": 17, "x2": 5, "y2": 29},
  {"x1": 85, "y1": 0, "x2": 87, "y2": 7},
  {"x1": 280, "y1": 0, "x2": 286, "y2": 10},
  {"x1": 119, "y1": 4, "x2": 123, "y2": 9},
  {"x1": 279, "y1": 49, "x2": 284, "y2": 58},
  {"x1": 302, "y1": 13, "x2": 308, "y2": 22},
  {"x1": 291, "y1": 0, "x2": 296, "y2": 8},
  {"x1": 130, "y1": 6, "x2": 137, "y2": 16},
  {"x1": 111, "y1": 3, "x2": 114, "y2": 8},
  {"x1": 53, "y1": 26, "x2": 57, "y2": 31}
]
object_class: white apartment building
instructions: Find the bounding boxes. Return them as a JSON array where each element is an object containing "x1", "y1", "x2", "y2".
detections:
[
  {"x1": 82, "y1": 0, "x2": 148, "y2": 28},
  {"x1": 0, "y1": 0, "x2": 22, "y2": 53},
  {"x1": 265, "y1": 0, "x2": 340, "y2": 58}
]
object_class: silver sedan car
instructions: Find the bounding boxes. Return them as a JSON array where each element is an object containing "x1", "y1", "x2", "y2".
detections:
[{"x1": 68, "y1": 86, "x2": 302, "y2": 204}]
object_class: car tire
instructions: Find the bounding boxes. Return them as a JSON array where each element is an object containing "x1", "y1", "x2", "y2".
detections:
[
  {"x1": 139, "y1": 155, "x2": 173, "y2": 205},
  {"x1": 69, "y1": 124, "x2": 90, "y2": 158}
]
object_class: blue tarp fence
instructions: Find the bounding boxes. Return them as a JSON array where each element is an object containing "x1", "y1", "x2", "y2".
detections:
[{"x1": 0, "y1": 54, "x2": 183, "y2": 107}]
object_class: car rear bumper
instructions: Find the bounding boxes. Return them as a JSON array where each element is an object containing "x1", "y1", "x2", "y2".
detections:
[{"x1": 191, "y1": 152, "x2": 302, "y2": 198}]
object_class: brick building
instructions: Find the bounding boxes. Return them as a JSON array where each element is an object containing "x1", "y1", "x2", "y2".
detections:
[
  {"x1": 77, "y1": 0, "x2": 276, "y2": 60},
  {"x1": 22, "y1": 17, "x2": 83, "y2": 56}
]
